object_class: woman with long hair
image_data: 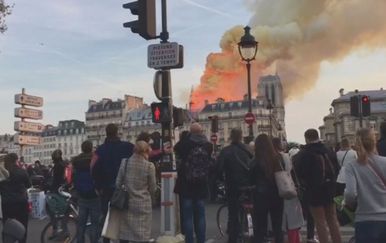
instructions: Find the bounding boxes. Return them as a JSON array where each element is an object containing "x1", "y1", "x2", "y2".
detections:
[
  {"x1": 344, "y1": 128, "x2": 386, "y2": 242},
  {"x1": 251, "y1": 134, "x2": 284, "y2": 243},
  {"x1": 0, "y1": 153, "x2": 31, "y2": 243}
]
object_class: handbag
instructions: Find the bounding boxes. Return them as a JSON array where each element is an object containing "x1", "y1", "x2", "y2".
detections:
[
  {"x1": 275, "y1": 154, "x2": 298, "y2": 199},
  {"x1": 110, "y1": 159, "x2": 129, "y2": 210},
  {"x1": 102, "y1": 205, "x2": 121, "y2": 240}
]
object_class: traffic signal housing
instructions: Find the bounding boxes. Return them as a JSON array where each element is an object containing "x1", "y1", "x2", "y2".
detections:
[
  {"x1": 361, "y1": 95, "x2": 371, "y2": 117},
  {"x1": 123, "y1": 0, "x2": 156, "y2": 40},
  {"x1": 209, "y1": 116, "x2": 219, "y2": 133},
  {"x1": 151, "y1": 102, "x2": 171, "y2": 123},
  {"x1": 350, "y1": 95, "x2": 360, "y2": 117},
  {"x1": 173, "y1": 107, "x2": 185, "y2": 128}
]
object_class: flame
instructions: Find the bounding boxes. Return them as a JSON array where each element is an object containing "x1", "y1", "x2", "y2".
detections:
[{"x1": 191, "y1": 0, "x2": 386, "y2": 110}]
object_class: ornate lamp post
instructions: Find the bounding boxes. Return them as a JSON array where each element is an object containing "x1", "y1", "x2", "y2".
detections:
[{"x1": 238, "y1": 26, "x2": 258, "y2": 141}]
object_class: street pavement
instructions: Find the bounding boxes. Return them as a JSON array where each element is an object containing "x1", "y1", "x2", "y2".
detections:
[{"x1": 27, "y1": 202, "x2": 354, "y2": 243}]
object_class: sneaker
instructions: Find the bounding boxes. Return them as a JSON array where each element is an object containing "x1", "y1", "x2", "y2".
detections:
[{"x1": 306, "y1": 238, "x2": 319, "y2": 243}]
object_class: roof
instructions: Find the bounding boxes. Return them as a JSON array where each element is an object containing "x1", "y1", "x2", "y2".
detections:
[
  {"x1": 200, "y1": 99, "x2": 263, "y2": 113},
  {"x1": 87, "y1": 100, "x2": 123, "y2": 113},
  {"x1": 126, "y1": 107, "x2": 152, "y2": 121},
  {"x1": 332, "y1": 90, "x2": 386, "y2": 104},
  {"x1": 259, "y1": 74, "x2": 281, "y2": 83}
]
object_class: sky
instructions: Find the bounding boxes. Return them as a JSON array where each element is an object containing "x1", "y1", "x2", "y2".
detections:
[{"x1": 1, "y1": 0, "x2": 386, "y2": 143}]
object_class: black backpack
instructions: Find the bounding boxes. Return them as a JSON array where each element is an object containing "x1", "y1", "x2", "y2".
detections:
[
  {"x1": 184, "y1": 145, "x2": 211, "y2": 184},
  {"x1": 312, "y1": 153, "x2": 338, "y2": 186}
]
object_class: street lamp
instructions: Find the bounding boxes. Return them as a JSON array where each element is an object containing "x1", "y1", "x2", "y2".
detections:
[
  {"x1": 266, "y1": 99, "x2": 274, "y2": 137},
  {"x1": 238, "y1": 26, "x2": 258, "y2": 141}
]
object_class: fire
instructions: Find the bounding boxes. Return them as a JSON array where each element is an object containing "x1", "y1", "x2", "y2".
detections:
[{"x1": 191, "y1": 0, "x2": 386, "y2": 110}]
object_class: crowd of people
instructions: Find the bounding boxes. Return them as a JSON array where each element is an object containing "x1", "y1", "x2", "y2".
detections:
[{"x1": 0, "y1": 120, "x2": 385, "y2": 243}]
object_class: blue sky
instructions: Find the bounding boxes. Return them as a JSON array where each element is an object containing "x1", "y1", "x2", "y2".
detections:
[{"x1": 1, "y1": 0, "x2": 386, "y2": 142}]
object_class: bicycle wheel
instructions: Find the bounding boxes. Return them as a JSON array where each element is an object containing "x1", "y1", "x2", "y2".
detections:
[
  {"x1": 239, "y1": 208, "x2": 253, "y2": 243},
  {"x1": 40, "y1": 217, "x2": 77, "y2": 243},
  {"x1": 216, "y1": 204, "x2": 228, "y2": 238}
]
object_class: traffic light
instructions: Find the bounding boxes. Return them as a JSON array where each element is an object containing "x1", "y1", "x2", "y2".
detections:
[
  {"x1": 123, "y1": 0, "x2": 156, "y2": 40},
  {"x1": 362, "y1": 95, "x2": 371, "y2": 117},
  {"x1": 209, "y1": 116, "x2": 219, "y2": 133},
  {"x1": 350, "y1": 95, "x2": 360, "y2": 117},
  {"x1": 173, "y1": 107, "x2": 185, "y2": 128},
  {"x1": 151, "y1": 102, "x2": 171, "y2": 123}
]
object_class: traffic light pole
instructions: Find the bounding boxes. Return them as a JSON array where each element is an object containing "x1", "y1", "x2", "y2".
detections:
[
  {"x1": 359, "y1": 95, "x2": 363, "y2": 128},
  {"x1": 158, "y1": 0, "x2": 178, "y2": 236}
]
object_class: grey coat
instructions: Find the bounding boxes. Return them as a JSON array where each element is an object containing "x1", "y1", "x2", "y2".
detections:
[
  {"x1": 115, "y1": 154, "x2": 156, "y2": 241},
  {"x1": 280, "y1": 152, "x2": 304, "y2": 230}
]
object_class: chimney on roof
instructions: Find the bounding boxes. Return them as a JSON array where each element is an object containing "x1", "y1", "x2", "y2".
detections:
[
  {"x1": 204, "y1": 100, "x2": 209, "y2": 106},
  {"x1": 339, "y1": 88, "x2": 344, "y2": 96},
  {"x1": 243, "y1": 94, "x2": 248, "y2": 101},
  {"x1": 88, "y1": 100, "x2": 97, "y2": 108},
  {"x1": 381, "y1": 87, "x2": 384, "y2": 91}
]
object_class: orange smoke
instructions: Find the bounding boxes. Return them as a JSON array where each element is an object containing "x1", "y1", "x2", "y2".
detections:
[{"x1": 191, "y1": 0, "x2": 386, "y2": 110}]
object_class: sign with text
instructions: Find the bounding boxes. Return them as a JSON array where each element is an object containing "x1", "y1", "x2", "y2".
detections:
[
  {"x1": 148, "y1": 42, "x2": 181, "y2": 69},
  {"x1": 15, "y1": 93, "x2": 43, "y2": 107},
  {"x1": 14, "y1": 107, "x2": 43, "y2": 120},
  {"x1": 15, "y1": 134, "x2": 42, "y2": 145},
  {"x1": 14, "y1": 121, "x2": 44, "y2": 133}
]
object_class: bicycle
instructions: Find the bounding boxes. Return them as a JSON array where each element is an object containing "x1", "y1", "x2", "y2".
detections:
[
  {"x1": 40, "y1": 185, "x2": 91, "y2": 243},
  {"x1": 216, "y1": 186, "x2": 255, "y2": 243}
]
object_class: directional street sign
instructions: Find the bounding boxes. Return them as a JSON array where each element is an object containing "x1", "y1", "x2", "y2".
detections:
[
  {"x1": 148, "y1": 42, "x2": 183, "y2": 69},
  {"x1": 14, "y1": 121, "x2": 44, "y2": 133},
  {"x1": 15, "y1": 134, "x2": 42, "y2": 145},
  {"x1": 14, "y1": 107, "x2": 43, "y2": 120},
  {"x1": 244, "y1": 112, "x2": 256, "y2": 125},
  {"x1": 15, "y1": 93, "x2": 43, "y2": 107}
]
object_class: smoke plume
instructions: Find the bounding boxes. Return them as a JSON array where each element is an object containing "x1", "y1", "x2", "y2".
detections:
[{"x1": 191, "y1": 0, "x2": 386, "y2": 110}]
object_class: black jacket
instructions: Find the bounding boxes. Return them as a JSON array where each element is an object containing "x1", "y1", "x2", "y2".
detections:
[
  {"x1": 72, "y1": 152, "x2": 98, "y2": 199},
  {"x1": 217, "y1": 142, "x2": 253, "y2": 194},
  {"x1": 377, "y1": 137, "x2": 386, "y2": 157},
  {"x1": 0, "y1": 166, "x2": 31, "y2": 204},
  {"x1": 51, "y1": 160, "x2": 66, "y2": 192},
  {"x1": 294, "y1": 142, "x2": 340, "y2": 206},
  {"x1": 175, "y1": 133, "x2": 212, "y2": 199}
]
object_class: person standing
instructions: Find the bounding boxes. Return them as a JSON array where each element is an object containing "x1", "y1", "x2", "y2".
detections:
[
  {"x1": 175, "y1": 123, "x2": 212, "y2": 243},
  {"x1": 250, "y1": 134, "x2": 284, "y2": 243},
  {"x1": 345, "y1": 128, "x2": 386, "y2": 242},
  {"x1": 272, "y1": 138, "x2": 303, "y2": 243},
  {"x1": 376, "y1": 121, "x2": 386, "y2": 156},
  {"x1": 295, "y1": 129, "x2": 341, "y2": 243},
  {"x1": 115, "y1": 141, "x2": 156, "y2": 243},
  {"x1": 335, "y1": 138, "x2": 357, "y2": 195},
  {"x1": 217, "y1": 128, "x2": 253, "y2": 243},
  {"x1": 0, "y1": 153, "x2": 31, "y2": 243},
  {"x1": 50, "y1": 149, "x2": 67, "y2": 192},
  {"x1": 72, "y1": 140, "x2": 101, "y2": 243},
  {"x1": 91, "y1": 123, "x2": 134, "y2": 243}
]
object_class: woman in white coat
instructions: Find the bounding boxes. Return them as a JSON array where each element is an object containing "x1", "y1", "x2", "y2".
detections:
[{"x1": 272, "y1": 138, "x2": 304, "y2": 243}]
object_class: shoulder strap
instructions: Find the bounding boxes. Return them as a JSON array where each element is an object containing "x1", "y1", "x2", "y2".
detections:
[
  {"x1": 232, "y1": 146, "x2": 251, "y2": 171},
  {"x1": 368, "y1": 158, "x2": 386, "y2": 189},
  {"x1": 120, "y1": 158, "x2": 129, "y2": 186},
  {"x1": 341, "y1": 150, "x2": 349, "y2": 165}
]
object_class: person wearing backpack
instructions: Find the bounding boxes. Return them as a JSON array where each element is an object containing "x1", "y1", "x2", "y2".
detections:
[
  {"x1": 72, "y1": 140, "x2": 101, "y2": 243},
  {"x1": 295, "y1": 129, "x2": 342, "y2": 243},
  {"x1": 217, "y1": 128, "x2": 253, "y2": 243},
  {"x1": 176, "y1": 123, "x2": 212, "y2": 243}
]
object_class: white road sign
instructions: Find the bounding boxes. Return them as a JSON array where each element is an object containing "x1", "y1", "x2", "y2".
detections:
[
  {"x1": 14, "y1": 107, "x2": 43, "y2": 120},
  {"x1": 15, "y1": 94, "x2": 43, "y2": 107},
  {"x1": 14, "y1": 121, "x2": 44, "y2": 133},
  {"x1": 148, "y1": 42, "x2": 179, "y2": 69},
  {"x1": 15, "y1": 134, "x2": 42, "y2": 145}
]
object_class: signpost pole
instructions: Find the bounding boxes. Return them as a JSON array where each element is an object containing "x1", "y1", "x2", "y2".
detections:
[{"x1": 19, "y1": 88, "x2": 25, "y2": 160}]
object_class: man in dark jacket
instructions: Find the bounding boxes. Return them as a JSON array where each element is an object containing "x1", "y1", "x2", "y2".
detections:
[
  {"x1": 51, "y1": 149, "x2": 66, "y2": 192},
  {"x1": 175, "y1": 123, "x2": 212, "y2": 243},
  {"x1": 72, "y1": 140, "x2": 100, "y2": 243},
  {"x1": 295, "y1": 129, "x2": 342, "y2": 243},
  {"x1": 377, "y1": 121, "x2": 386, "y2": 156},
  {"x1": 217, "y1": 128, "x2": 253, "y2": 243},
  {"x1": 91, "y1": 123, "x2": 134, "y2": 243}
]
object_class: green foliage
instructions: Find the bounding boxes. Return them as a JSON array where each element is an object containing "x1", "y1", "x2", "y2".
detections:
[{"x1": 0, "y1": 0, "x2": 13, "y2": 33}]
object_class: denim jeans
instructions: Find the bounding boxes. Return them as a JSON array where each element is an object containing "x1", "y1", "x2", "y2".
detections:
[
  {"x1": 355, "y1": 221, "x2": 386, "y2": 243},
  {"x1": 77, "y1": 197, "x2": 101, "y2": 243},
  {"x1": 181, "y1": 197, "x2": 206, "y2": 243}
]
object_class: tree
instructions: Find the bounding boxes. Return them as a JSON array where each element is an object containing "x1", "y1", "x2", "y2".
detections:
[{"x1": 0, "y1": 0, "x2": 12, "y2": 33}]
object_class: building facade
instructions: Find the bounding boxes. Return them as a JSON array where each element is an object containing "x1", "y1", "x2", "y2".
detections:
[
  {"x1": 56, "y1": 120, "x2": 87, "y2": 161},
  {"x1": 85, "y1": 95, "x2": 144, "y2": 146},
  {"x1": 319, "y1": 88, "x2": 386, "y2": 147}
]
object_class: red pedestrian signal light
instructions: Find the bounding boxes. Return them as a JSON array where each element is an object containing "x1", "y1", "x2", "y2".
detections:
[
  {"x1": 151, "y1": 102, "x2": 171, "y2": 123},
  {"x1": 361, "y1": 95, "x2": 371, "y2": 117}
]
